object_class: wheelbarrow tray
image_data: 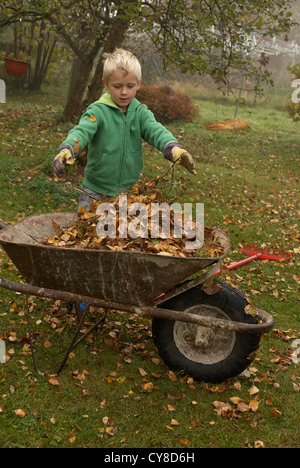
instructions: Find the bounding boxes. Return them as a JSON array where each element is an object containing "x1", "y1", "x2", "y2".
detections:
[{"x1": 0, "y1": 212, "x2": 230, "y2": 307}]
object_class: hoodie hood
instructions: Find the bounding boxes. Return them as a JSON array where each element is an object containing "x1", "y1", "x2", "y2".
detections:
[
  {"x1": 98, "y1": 92, "x2": 119, "y2": 108},
  {"x1": 98, "y1": 93, "x2": 140, "y2": 112}
]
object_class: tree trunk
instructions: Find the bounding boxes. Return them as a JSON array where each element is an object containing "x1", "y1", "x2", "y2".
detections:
[
  {"x1": 27, "y1": 22, "x2": 57, "y2": 92},
  {"x1": 63, "y1": 56, "x2": 95, "y2": 120},
  {"x1": 80, "y1": 14, "x2": 129, "y2": 111}
]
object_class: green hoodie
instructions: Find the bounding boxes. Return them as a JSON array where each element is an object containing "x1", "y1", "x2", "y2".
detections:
[{"x1": 61, "y1": 93, "x2": 178, "y2": 196}]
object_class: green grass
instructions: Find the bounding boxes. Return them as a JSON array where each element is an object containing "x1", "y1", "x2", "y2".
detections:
[{"x1": 0, "y1": 83, "x2": 299, "y2": 448}]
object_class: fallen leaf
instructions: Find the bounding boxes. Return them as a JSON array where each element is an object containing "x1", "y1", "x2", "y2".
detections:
[
  {"x1": 293, "y1": 382, "x2": 300, "y2": 392},
  {"x1": 213, "y1": 400, "x2": 233, "y2": 418},
  {"x1": 14, "y1": 409, "x2": 25, "y2": 417},
  {"x1": 43, "y1": 340, "x2": 52, "y2": 349},
  {"x1": 237, "y1": 402, "x2": 249, "y2": 413},
  {"x1": 167, "y1": 370, "x2": 177, "y2": 381},
  {"x1": 271, "y1": 407, "x2": 282, "y2": 417},
  {"x1": 265, "y1": 396, "x2": 273, "y2": 406},
  {"x1": 230, "y1": 396, "x2": 243, "y2": 405},
  {"x1": 244, "y1": 304, "x2": 257, "y2": 317},
  {"x1": 179, "y1": 438, "x2": 188, "y2": 445},
  {"x1": 48, "y1": 377, "x2": 60, "y2": 386},
  {"x1": 254, "y1": 440, "x2": 265, "y2": 448},
  {"x1": 248, "y1": 385, "x2": 259, "y2": 395},
  {"x1": 202, "y1": 278, "x2": 223, "y2": 295},
  {"x1": 151, "y1": 358, "x2": 161, "y2": 365},
  {"x1": 233, "y1": 381, "x2": 242, "y2": 390},
  {"x1": 52, "y1": 221, "x2": 62, "y2": 235},
  {"x1": 249, "y1": 400, "x2": 260, "y2": 412},
  {"x1": 171, "y1": 418, "x2": 180, "y2": 425},
  {"x1": 273, "y1": 289, "x2": 279, "y2": 298},
  {"x1": 142, "y1": 382, "x2": 155, "y2": 392}
]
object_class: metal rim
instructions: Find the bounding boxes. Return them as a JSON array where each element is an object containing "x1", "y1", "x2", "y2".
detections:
[{"x1": 173, "y1": 304, "x2": 237, "y2": 364}]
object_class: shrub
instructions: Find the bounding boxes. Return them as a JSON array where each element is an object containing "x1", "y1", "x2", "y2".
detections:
[{"x1": 136, "y1": 85, "x2": 198, "y2": 123}]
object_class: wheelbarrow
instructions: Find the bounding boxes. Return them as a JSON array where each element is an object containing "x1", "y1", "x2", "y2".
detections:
[{"x1": 0, "y1": 213, "x2": 274, "y2": 382}]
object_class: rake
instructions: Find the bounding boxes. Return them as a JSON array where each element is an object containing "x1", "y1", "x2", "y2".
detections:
[{"x1": 214, "y1": 243, "x2": 294, "y2": 276}]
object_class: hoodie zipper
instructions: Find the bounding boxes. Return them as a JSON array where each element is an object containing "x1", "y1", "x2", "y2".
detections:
[{"x1": 117, "y1": 111, "x2": 127, "y2": 191}]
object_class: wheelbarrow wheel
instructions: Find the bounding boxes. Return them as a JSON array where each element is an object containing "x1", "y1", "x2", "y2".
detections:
[{"x1": 152, "y1": 281, "x2": 261, "y2": 383}]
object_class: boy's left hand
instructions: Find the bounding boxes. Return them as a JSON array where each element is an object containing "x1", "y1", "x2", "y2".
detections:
[
  {"x1": 172, "y1": 148, "x2": 197, "y2": 175},
  {"x1": 52, "y1": 149, "x2": 75, "y2": 178}
]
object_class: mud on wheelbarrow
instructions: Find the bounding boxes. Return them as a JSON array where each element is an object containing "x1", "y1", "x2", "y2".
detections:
[{"x1": 0, "y1": 213, "x2": 274, "y2": 383}]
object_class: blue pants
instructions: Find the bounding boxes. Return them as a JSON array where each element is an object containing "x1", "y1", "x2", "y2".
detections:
[{"x1": 78, "y1": 185, "x2": 104, "y2": 211}]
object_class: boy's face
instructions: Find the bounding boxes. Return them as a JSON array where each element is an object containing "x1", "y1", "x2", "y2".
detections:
[{"x1": 103, "y1": 69, "x2": 141, "y2": 112}]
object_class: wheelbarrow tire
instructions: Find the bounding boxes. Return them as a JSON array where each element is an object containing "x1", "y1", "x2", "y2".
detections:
[{"x1": 152, "y1": 281, "x2": 261, "y2": 383}]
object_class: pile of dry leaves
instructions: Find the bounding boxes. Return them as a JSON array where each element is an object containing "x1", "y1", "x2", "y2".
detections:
[{"x1": 43, "y1": 178, "x2": 225, "y2": 258}]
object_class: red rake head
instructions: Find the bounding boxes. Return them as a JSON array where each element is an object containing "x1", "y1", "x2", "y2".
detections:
[{"x1": 241, "y1": 243, "x2": 294, "y2": 261}]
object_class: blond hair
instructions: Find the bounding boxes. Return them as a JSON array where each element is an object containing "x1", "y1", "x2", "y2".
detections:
[{"x1": 102, "y1": 48, "x2": 142, "y2": 83}]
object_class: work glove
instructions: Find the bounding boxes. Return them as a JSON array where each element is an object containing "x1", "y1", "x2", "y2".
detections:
[
  {"x1": 52, "y1": 147, "x2": 75, "y2": 178},
  {"x1": 171, "y1": 147, "x2": 197, "y2": 175}
]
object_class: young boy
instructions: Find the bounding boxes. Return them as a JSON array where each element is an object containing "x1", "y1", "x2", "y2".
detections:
[{"x1": 53, "y1": 48, "x2": 196, "y2": 210}]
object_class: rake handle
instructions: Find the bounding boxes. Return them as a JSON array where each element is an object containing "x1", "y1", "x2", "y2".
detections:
[{"x1": 214, "y1": 254, "x2": 262, "y2": 276}]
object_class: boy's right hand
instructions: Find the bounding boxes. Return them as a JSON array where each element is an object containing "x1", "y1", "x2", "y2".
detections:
[{"x1": 52, "y1": 149, "x2": 75, "y2": 178}]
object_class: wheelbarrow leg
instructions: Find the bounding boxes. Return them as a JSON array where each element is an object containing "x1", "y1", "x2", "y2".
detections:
[
  {"x1": 25, "y1": 296, "x2": 107, "y2": 376},
  {"x1": 53, "y1": 307, "x2": 108, "y2": 376},
  {"x1": 54, "y1": 304, "x2": 89, "y2": 376},
  {"x1": 73, "y1": 303, "x2": 87, "y2": 321}
]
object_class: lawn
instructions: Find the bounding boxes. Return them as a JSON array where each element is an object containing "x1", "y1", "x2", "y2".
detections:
[{"x1": 0, "y1": 83, "x2": 299, "y2": 448}]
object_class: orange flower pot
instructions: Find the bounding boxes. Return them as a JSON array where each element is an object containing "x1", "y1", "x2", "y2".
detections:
[{"x1": 5, "y1": 57, "x2": 30, "y2": 77}]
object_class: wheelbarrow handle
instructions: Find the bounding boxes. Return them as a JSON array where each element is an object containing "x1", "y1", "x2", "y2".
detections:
[{"x1": 0, "y1": 220, "x2": 7, "y2": 230}]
